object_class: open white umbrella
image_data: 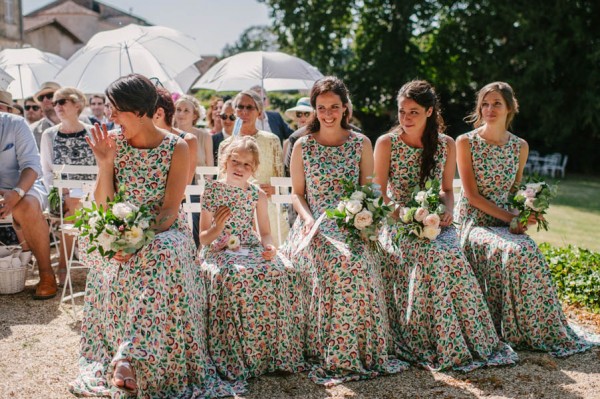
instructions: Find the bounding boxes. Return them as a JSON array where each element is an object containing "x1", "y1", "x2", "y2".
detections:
[
  {"x1": 0, "y1": 66, "x2": 14, "y2": 91},
  {"x1": 192, "y1": 51, "x2": 324, "y2": 92},
  {"x1": 55, "y1": 24, "x2": 202, "y2": 94},
  {"x1": 0, "y1": 48, "x2": 66, "y2": 99}
]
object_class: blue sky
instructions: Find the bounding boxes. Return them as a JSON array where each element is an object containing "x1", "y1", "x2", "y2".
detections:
[{"x1": 23, "y1": 0, "x2": 272, "y2": 55}]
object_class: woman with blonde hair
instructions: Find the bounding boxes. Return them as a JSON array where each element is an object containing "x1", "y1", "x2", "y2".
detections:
[
  {"x1": 174, "y1": 94, "x2": 213, "y2": 167},
  {"x1": 40, "y1": 87, "x2": 95, "y2": 285}
]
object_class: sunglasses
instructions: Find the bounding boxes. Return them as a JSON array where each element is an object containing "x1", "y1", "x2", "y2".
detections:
[
  {"x1": 52, "y1": 98, "x2": 71, "y2": 107},
  {"x1": 24, "y1": 105, "x2": 41, "y2": 111},
  {"x1": 37, "y1": 93, "x2": 54, "y2": 102},
  {"x1": 219, "y1": 114, "x2": 236, "y2": 121},
  {"x1": 296, "y1": 111, "x2": 311, "y2": 118},
  {"x1": 236, "y1": 104, "x2": 256, "y2": 111}
]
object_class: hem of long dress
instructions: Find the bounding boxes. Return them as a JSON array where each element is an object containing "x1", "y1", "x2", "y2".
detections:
[{"x1": 307, "y1": 358, "x2": 409, "y2": 387}]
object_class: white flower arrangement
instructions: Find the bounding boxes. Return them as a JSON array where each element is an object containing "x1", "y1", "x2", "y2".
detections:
[
  {"x1": 508, "y1": 178, "x2": 558, "y2": 231},
  {"x1": 396, "y1": 179, "x2": 445, "y2": 241}
]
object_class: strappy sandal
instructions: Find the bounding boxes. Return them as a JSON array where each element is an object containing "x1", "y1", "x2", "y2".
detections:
[{"x1": 111, "y1": 360, "x2": 138, "y2": 395}]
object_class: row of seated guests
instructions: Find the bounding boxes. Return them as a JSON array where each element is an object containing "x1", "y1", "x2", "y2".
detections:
[{"x1": 69, "y1": 74, "x2": 596, "y2": 397}]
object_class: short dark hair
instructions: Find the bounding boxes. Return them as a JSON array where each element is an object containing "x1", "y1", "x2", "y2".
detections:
[
  {"x1": 105, "y1": 74, "x2": 158, "y2": 118},
  {"x1": 24, "y1": 96, "x2": 36, "y2": 104},
  {"x1": 89, "y1": 93, "x2": 106, "y2": 105},
  {"x1": 155, "y1": 87, "x2": 175, "y2": 127},
  {"x1": 306, "y1": 76, "x2": 351, "y2": 134}
]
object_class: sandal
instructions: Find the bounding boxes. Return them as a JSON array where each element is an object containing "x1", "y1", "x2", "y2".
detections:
[
  {"x1": 111, "y1": 360, "x2": 137, "y2": 395},
  {"x1": 56, "y1": 268, "x2": 67, "y2": 287}
]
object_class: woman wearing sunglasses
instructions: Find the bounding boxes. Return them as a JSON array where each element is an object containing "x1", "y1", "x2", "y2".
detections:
[
  {"x1": 39, "y1": 87, "x2": 96, "y2": 286},
  {"x1": 211, "y1": 99, "x2": 235, "y2": 164}
]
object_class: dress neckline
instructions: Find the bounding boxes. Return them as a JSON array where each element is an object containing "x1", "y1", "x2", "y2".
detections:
[
  {"x1": 310, "y1": 131, "x2": 354, "y2": 148},
  {"x1": 474, "y1": 129, "x2": 512, "y2": 147}
]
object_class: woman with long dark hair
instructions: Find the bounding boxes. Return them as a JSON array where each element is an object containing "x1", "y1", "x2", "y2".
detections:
[{"x1": 374, "y1": 80, "x2": 516, "y2": 370}]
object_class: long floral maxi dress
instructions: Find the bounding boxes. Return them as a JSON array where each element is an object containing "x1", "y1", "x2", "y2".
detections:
[
  {"x1": 379, "y1": 132, "x2": 517, "y2": 371},
  {"x1": 199, "y1": 180, "x2": 306, "y2": 381},
  {"x1": 455, "y1": 130, "x2": 597, "y2": 357},
  {"x1": 70, "y1": 133, "x2": 236, "y2": 398},
  {"x1": 280, "y1": 133, "x2": 409, "y2": 387}
]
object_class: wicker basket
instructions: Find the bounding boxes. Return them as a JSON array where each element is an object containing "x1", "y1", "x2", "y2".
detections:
[{"x1": 0, "y1": 265, "x2": 28, "y2": 294}]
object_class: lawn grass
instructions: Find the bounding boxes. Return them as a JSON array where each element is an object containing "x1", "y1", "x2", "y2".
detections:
[{"x1": 528, "y1": 174, "x2": 600, "y2": 252}]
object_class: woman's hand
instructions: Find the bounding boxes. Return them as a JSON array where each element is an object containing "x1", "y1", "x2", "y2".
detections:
[
  {"x1": 86, "y1": 123, "x2": 116, "y2": 166},
  {"x1": 113, "y1": 250, "x2": 134, "y2": 263},
  {"x1": 509, "y1": 217, "x2": 527, "y2": 234},
  {"x1": 213, "y1": 206, "x2": 232, "y2": 232},
  {"x1": 259, "y1": 184, "x2": 275, "y2": 197},
  {"x1": 527, "y1": 213, "x2": 541, "y2": 226},
  {"x1": 440, "y1": 210, "x2": 454, "y2": 227},
  {"x1": 262, "y1": 244, "x2": 277, "y2": 261},
  {"x1": 302, "y1": 216, "x2": 316, "y2": 236}
]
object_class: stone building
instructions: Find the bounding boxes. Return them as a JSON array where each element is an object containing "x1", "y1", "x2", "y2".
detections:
[{"x1": 0, "y1": 0, "x2": 24, "y2": 49}]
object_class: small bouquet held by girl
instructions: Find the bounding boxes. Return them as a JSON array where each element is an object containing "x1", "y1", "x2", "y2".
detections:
[
  {"x1": 326, "y1": 178, "x2": 393, "y2": 246},
  {"x1": 395, "y1": 179, "x2": 446, "y2": 241},
  {"x1": 508, "y1": 177, "x2": 558, "y2": 231},
  {"x1": 69, "y1": 187, "x2": 155, "y2": 259}
]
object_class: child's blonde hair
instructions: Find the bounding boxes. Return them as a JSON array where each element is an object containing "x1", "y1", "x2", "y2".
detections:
[{"x1": 221, "y1": 136, "x2": 261, "y2": 173}]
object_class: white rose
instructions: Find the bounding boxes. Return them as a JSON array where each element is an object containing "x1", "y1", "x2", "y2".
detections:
[
  {"x1": 345, "y1": 200, "x2": 363, "y2": 215},
  {"x1": 353, "y1": 210, "x2": 373, "y2": 230},
  {"x1": 423, "y1": 213, "x2": 441, "y2": 228},
  {"x1": 524, "y1": 197, "x2": 542, "y2": 212},
  {"x1": 138, "y1": 219, "x2": 150, "y2": 230},
  {"x1": 97, "y1": 231, "x2": 115, "y2": 252},
  {"x1": 337, "y1": 201, "x2": 346, "y2": 213},
  {"x1": 112, "y1": 202, "x2": 134, "y2": 219},
  {"x1": 422, "y1": 225, "x2": 441, "y2": 240},
  {"x1": 350, "y1": 191, "x2": 367, "y2": 201},
  {"x1": 523, "y1": 188, "x2": 536, "y2": 198},
  {"x1": 414, "y1": 207, "x2": 429, "y2": 222},
  {"x1": 525, "y1": 182, "x2": 543, "y2": 193},
  {"x1": 227, "y1": 235, "x2": 240, "y2": 250},
  {"x1": 88, "y1": 216, "x2": 101, "y2": 232},
  {"x1": 415, "y1": 191, "x2": 427, "y2": 204},
  {"x1": 124, "y1": 226, "x2": 144, "y2": 246}
]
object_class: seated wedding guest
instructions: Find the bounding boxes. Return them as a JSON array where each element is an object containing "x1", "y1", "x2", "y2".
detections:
[
  {"x1": 12, "y1": 102, "x2": 24, "y2": 117},
  {"x1": 0, "y1": 112, "x2": 57, "y2": 299},
  {"x1": 0, "y1": 90, "x2": 18, "y2": 114},
  {"x1": 23, "y1": 97, "x2": 43, "y2": 125},
  {"x1": 199, "y1": 135, "x2": 305, "y2": 381},
  {"x1": 175, "y1": 94, "x2": 214, "y2": 167},
  {"x1": 70, "y1": 74, "x2": 236, "y2": 398},
  {"x1": 374, "y1": 80, "x2": 516, "y2": 371},
  {"x1": 87, "y1": 94, "x2": 114, "y2": 130},
  {"x1": 218, "y1": 90, "x2": 288, "y2": 247},
  {"x1": 40, "y1": 87, "x2": 95, "y2": 286},
  {"x1": 211, "y1": 99, "x2": 235, "y2": 165},
  {"x1": 282, "y1": 97, "x2": 313, "y2": 175},
  {"x1": 30, "y1": 81, "x2": 61, "y2": 148},
  {"x1": 456, "y1": 81, "x2": 597, "y2": 356},
  {"x1": 250, "y1": 85, "x2": 293, "y2": 143},
  {"x1": 280, "y1": 76, "x2": 408, "y2": 386},
  {"x1": 206, "y1": 96, "x2": 224, "y2": 135}
]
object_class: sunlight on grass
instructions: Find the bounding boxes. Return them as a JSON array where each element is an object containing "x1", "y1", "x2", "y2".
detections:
[{"x1": 528, "y1": 175, "x2": 600, "y2": 252}]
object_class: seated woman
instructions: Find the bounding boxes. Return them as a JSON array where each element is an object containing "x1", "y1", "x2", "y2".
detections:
[
  {"x1": 281, "y1": 76, "x2": 408, "y2": 386},
  {"x1": 456, "y1": 81, "x2": 596, "y2": 356},
  {"x1": 40, "y1": 87, "x2": 95, "y2": 286},
  {"x1": 374, "y1": 80, "x2": 516, "y2": 371},
  {"x1": 70, "y1": 74, "x2": 235, "y2": 398},
  {"x1": 199, "y1": 135, "x2": 305, "y2": 381}
]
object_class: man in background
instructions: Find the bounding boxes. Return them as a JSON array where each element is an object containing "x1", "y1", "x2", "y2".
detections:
[
  {"x1": 23, "y1": 97, "x2": 43, "y2": 125},
  {"x1": 88, "y1": 94, "x2": 114, "y2": 129},
  {"x1": 30, "y1": 81, "x2": 61, "y2": 148},
  {"x1": 250, "y1": 85, "x2": 293, "y2": 144}
]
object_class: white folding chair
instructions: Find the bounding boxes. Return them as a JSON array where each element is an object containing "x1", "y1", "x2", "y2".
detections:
[
  {"x1": 270, "y1": 177, "x2": 293, "y2": 245},
  {"x1": 195, "y1": 166, "x2": 219, "y2": 186},
  {"x1": 452, "y1": 178, "x2": 462, "y2": 195},
  {"x1": 183, "y1": 185, "x2": 204, "y2": 231},
  {"x1": 52, "y1": 164, "x2": 98, "y2": 315}
]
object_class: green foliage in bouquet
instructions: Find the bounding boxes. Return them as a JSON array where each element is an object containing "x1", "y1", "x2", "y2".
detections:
[
  {"x1": 395, "y1": 179, "x2": 446, "y2": 241},
  {"x1": 68, "y1": 187, "x2": 155, "y2": 259},
  {"x1": 541, "y1": 243, "x2": 600, "y2": 313},
  {"x1": 508, "y1": 176, "x2": 558, "y2": 231},
  {"x1": 326, "y1": 178, "x2": 393, "y2": 245}
]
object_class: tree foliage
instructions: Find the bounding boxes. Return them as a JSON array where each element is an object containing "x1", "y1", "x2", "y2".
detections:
[{"x1": 222, "y1": 25, "x2": 280, "y2": 57}]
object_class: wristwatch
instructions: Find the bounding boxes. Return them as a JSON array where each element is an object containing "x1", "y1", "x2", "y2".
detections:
[{"x1": 12, "y1": 187, "x2": 25, "y2": 198}]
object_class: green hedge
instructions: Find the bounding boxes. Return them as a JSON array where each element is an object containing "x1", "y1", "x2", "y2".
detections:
[{"x1": 541, "y1": 243, "x2": 600, "y2": 313}]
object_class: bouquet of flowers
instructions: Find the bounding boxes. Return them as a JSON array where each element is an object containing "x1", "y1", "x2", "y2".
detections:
[
  {"x1": 395, "y1": 179, "x2": 446, "y2": 241},
  {"x1": 326, "y1": 179, "x2": 393, "y2": 245},
  {"x1": 69, "y1": 188, "x2": 155, "y2": 259},
  {"x1": 213, "y1": 228, "x2": 241, "y2": 252},
  {"x1": 508, "y1": 177, "x2": 558, "y2": 231}
]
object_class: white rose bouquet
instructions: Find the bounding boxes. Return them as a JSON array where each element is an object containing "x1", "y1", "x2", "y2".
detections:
[
  {"x1": 68, "y1": 187, "x2": 155, "y2": 259},
  {"x1": 395, "y1": 179, "x2": 445, "y2": 241},
  {"x1": 508, "y1": 177, "x2": 558, "y2": 231},
  {"x1": 326, "y1": 178, "x2": 393, "y2": 247}
]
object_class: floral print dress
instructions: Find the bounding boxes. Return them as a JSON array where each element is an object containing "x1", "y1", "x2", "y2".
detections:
[
  {"x1": 199, "y1": 180, "x2": 306, "y2": 381},
  {"x1": 280, "y1": 133, "x2": 408, "y2": 387},
  {"x1": 379, "y1": 132, "x2": 517, "y2": 371},
  {"x1": 70, "y1": 133, "x2": 236, "y2": 398},
  {"x1": 455, "y1": 130, "x2": 596, "y2": 357}
]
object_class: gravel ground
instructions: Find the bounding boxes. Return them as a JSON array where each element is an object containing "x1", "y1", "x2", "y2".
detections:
[{"x1": 1, "y1": 269, "x2": 599, "y2": 399}]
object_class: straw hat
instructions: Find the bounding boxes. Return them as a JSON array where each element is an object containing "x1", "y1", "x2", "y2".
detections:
[
  {"x1": 34, "y1": 81, "x2": 61, "y2": 104},
  {"x1": 0, "y1": 90, "x2": 16, "y2": 113},
  {"x1": 285, "y1": 97, "x2": 313, "y2": 119}
]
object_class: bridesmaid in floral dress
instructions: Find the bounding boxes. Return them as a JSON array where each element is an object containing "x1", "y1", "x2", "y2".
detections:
[
  {"x1": 456, "y1": 81, "x2": 596, "y2": 356},
  {"x1": 281, "y1": 76, "x2": 408, "y2": 386},
  {"x1": 199, "y1": 136, "x2": 305, "y2": 381},
  {"x1": 374, "y1": 80, "x2": 517, "y2": 371},
  {"x1": 70, "y1": 74, "x2": 235, "y2": 398}
]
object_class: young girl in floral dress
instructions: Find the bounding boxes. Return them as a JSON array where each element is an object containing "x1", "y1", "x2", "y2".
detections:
[
  {"x1": 199, "y1": 136, "x2": 305, "y2": 382},
  {"x1": 456, "y1": 81, "x2": 596, "y2": 356},
  {"x1": 374, "y1": 80, "x2": 516, "y2": 371}
]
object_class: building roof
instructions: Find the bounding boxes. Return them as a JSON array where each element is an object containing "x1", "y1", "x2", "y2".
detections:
[{"x1": 25, "y1": 0, "x2": 151, "y2": 26}]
